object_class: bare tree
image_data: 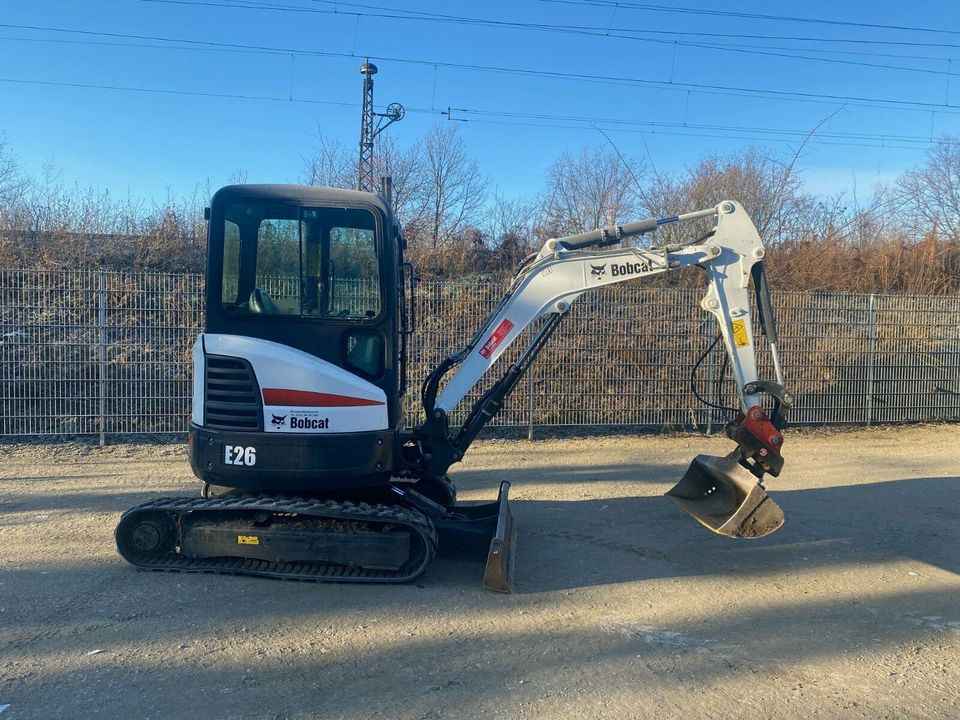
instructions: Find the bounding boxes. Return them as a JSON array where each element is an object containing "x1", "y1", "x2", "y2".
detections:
[
  {"x1": 0, "y1": 134, "x2": 27, "y2": 207},
  {"x1": 302, "y1": 134, "x2": 354, "y2": 189},
  {"x1": 302, "y1": 132, "x2": 429, "y2": 233},
  {"x1": 487, "y1": 191, "x2": 536, "y2": 268},
  {"x1": 539, "y1": 145, "x2": 643, "y2": 240},
  {"x1": 895, "y1": 136, "x2": 960, "y2": 240},
  {"x1": 371, "y1": 134, "x2": 429, "y2": 231},
  {"x1": 669, "y1": 147, "x2": 831, "y2": 244},
  {"x1": 228, "y1": 168, "x2": 249, "y2": 185},
  {"x1": 3, "y1": 126, "x2": 959, "y2": 292},
  {"x1": 419, "y1": 124, "x2": 487, "y2": 246}
]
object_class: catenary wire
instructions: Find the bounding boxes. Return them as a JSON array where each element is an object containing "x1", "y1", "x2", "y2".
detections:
[
  {"x1": 538, "y1": 0, "x2": 960, "y2": 37},
  {"x1": 0, "y1": 73, "x2": 939, "y2": 151},
  {"x1": 6, "y1": 21, "x2": 960, "y2": 118}
]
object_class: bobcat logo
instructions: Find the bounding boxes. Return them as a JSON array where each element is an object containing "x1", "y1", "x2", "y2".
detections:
[
  {"x1": 271, "y1": 414, "x2": 287, "y2": 428},
  {"x1": 590, "y1": 264, "x2": 607, "y2": 278}
]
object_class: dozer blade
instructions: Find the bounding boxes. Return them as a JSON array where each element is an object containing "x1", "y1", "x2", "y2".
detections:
[
  {"x1": 665, "y1": 453, "x2": 784, "y2": 538},
  {"x1": 482, "y1": 481, "x2": 516, "y2": 593}
]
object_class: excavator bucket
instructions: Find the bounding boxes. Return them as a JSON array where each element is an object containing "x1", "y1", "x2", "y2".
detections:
[
  {"x1": 666, "y1": 453, "x2": 784, "y2": 538},
  {"x1": 482, "y1": 481, "x2": 516, "y2": 593}
]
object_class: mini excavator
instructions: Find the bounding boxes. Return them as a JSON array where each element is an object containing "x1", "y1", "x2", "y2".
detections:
[{"x1": 116, "y1": 185, "x2": 794, "y2": 592}]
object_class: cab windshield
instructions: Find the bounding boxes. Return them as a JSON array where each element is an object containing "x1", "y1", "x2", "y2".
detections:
[{"x1": 220, "y1": 202, "x2": 381, "y2": 320}]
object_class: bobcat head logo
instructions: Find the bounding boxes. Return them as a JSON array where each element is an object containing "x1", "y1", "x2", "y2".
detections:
[
  {"x1": 590, "y1": 264, "x2": 607, "y2": 278},
  {"x1": 271, "y1": 414, "x2": 287, "y2": 428}
]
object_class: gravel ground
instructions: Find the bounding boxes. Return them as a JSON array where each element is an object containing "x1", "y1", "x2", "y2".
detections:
[{"x1": 1, "y1": 426, "x2": 958, "y2": 719}]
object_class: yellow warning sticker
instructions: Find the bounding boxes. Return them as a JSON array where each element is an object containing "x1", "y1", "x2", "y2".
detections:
[
  {"x1": 731, "y1": 319, "x2": 750, "y2": 348},
  {"x1": 237, "y1": 535, "x2": 260, "y2": 545}
]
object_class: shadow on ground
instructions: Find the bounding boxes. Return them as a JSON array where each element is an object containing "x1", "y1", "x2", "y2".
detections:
[
  {"x1": 6, "y1": 476, "x2": 958, "y2": 591},
  {"x1": 2, "y1": 566, "x2": 958, "y2": 719},
  {"x1": 3, "y1": 474, "x2": 959, "y2": 718},
  {"x1": 419, "y1": 475, "x2": 959, "y2": 594}
]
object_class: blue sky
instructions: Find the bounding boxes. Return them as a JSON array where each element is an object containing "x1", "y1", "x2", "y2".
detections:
[{"x1": 2, "y1": 0, "x2": 959, "y2": 206}]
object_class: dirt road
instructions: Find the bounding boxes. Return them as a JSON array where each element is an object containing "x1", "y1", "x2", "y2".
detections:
[{"x1": 1, "y1": 426, "x2": 959, "y2": 719}]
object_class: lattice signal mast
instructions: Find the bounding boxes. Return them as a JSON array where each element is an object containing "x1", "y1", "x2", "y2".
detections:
[{"x1": 358, "y1": 60, "x2": 404, "y2": 193}]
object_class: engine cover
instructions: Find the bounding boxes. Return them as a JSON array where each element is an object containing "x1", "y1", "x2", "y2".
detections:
[{"x1": 194, "y1": 333, "x2": 390, "y2": 435}]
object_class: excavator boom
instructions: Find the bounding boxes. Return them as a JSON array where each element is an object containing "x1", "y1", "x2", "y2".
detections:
[{"x1": 410, "y1": 200, "x2": 791, "y2": 537}]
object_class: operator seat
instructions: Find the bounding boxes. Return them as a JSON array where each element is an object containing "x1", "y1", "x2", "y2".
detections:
[{"x1": 249, "y1": 288, "x2": 280, "y2": 314}]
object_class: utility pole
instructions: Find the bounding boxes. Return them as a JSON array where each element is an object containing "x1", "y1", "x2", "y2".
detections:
[
  {"x1": 358, "y1": 60, "x2": 377, "y2": 192},
  {"x1": 357, "y1": 59, "x2": 404, "y2": 193}
]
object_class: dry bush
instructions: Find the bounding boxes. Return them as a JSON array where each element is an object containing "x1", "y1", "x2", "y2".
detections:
[
  {"x1": 1, "y1": 135, "x2": 960, "y2": 295},
  {"x1": 0, "y1": 157, "x2": 207, "y2": 272}
]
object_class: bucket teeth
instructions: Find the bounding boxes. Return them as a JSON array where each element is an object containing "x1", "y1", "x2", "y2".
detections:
[{"x1": 666, "y1": 453, "x2": 784, "y2": 538}]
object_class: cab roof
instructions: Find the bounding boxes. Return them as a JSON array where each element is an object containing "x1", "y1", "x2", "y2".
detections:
[{"x1": 211, "y1": 184, "x2": 393, "y2": 220}]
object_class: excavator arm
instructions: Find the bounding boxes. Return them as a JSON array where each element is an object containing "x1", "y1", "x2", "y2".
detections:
[{"x1": 408, "y1": 200, "x2": 793, "y2": 540}]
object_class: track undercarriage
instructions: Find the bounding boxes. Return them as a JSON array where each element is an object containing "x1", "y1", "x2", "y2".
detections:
[{"x1": 115, "y1": 481, "x2": 515, "y2": 591}]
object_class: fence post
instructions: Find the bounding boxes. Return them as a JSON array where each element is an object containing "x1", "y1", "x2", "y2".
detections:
[
  {"x1": 98, "y1": 269, "x2": 107, "y2": 447},
  {"x1": 527, "y1": 365, "x2": 534, "y2": 441},
  {"x1": 866, "y1": 293, "x2": 877, "y2": 426}
]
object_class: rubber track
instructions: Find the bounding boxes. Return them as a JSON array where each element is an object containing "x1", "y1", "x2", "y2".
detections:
[{"x1": 115, "y1": 494, "x2": 437, "y2": 583}]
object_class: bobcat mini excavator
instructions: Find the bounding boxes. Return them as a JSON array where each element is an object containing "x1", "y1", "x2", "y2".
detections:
[{"x1": 116, "y1": 185, "x2": 794, "y2": 592}]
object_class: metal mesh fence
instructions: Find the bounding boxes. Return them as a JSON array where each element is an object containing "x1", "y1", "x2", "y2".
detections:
[
  {"x1": 1, "y1": 268, "x2": 958, "y2": 440},
  {"x1": 0, "y1": 269, "x2": 200, "y2": 438}
]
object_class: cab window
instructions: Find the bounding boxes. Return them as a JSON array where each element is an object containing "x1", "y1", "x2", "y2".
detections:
[
  {"x1": 328, "y1": 226, "x2": 379, "y2": 319},
  {"x1": 220, "y1": 203, "x2": 382, "y2": 320}
]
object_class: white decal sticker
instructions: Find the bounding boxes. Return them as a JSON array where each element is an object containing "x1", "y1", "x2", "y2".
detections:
[{"x1": 224, "y1": 445, "x2": 257, "y2": 466}]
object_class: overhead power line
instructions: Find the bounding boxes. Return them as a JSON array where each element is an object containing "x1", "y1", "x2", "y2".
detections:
[
  {"x1": 0, "y1": 75, "x2": 359, "y2": 108},
  {"x1": 538, "y1": 0, "x2": 960, "y2": 37},
  {"x1": 129, "y1": 0, "x2": 960, "y2": 100},
  {"x1": 6, "y1": 30, "x2": 954, "y2": 65},
  {"x1": 142, "y1": 0, "x2": 960, "y2": 51},
  {"x1": 6, "y1": 22, "x2": 960, "y2": 117},
  {"x1": 448, "y1": 106, "x2": 935, "y2": 144},
  {"x1": 0, "y1": 33, "x2": 287, "y2": 55},
  {"x1": 452, "y1": 115, "x2": 933, "y2": 152},
  {"x1": 6, "y1": 8, "x2": 958, "y2": 152},
  {"x1": 11, "y1": 15, "x2": 960, "y2": 64},
  {"x1": 681, "y1": 41, "x2": 959, "y2": 78},
  {"x1": 0, "y1": 73, "x2": 946, "y2": 152},
  {"x1": 306, "y1": 0, "x2": 960, "y2": 40}
]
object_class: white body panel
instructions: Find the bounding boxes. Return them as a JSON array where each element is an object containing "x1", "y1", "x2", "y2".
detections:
[{"x1": 198, "y1": 333, "x2": 389, "y2": 433}]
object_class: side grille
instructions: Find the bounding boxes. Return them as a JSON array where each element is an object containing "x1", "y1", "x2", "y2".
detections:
[{"x1": 204, "y1": 355, "x2": 263, "y2": 431}]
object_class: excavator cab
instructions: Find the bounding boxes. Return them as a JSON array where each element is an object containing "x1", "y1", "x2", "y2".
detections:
[
  {"x1": 117, "y1": 185, "x2": 516, "y2": 590},
  {"x1": 192, "y1": 185, "x2": 412, "y2": 494},
  {"x1": 211, "y1": 186, "x2": 404, "y2": 389}
]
